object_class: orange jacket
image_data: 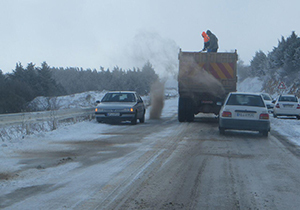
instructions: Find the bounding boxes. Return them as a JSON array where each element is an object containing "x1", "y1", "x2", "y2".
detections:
[{"x1": 202, "y1": 31, "x2": 210, "y2": 43}]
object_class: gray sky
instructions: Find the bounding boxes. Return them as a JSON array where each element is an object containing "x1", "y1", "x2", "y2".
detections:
[{"x1": 1, "y1": 0, "x2": 299, "y2": 77}]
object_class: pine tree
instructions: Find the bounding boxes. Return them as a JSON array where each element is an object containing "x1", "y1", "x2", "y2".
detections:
[
  {"x1": 140, "y1": 61, "x2": 159, "y2": 95},
  {"x1": 250, "y1": 50, "x2": 267, "y2": 77}
]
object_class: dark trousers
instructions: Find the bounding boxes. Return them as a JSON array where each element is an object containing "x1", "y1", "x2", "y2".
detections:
[{"x1": 208, "y1": 48, "x2": 218, "y2": 52}]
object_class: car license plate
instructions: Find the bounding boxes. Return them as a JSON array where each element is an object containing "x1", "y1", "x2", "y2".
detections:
[
  {"x1": 236, "y1": 113, "x2": 254, "y2": 118},
  {"x1": 283, "y1": 104, "x2": 293, "y2": 108},
  {"x1": 107, "y1": 113, "x2": 120, "y2": 116}
]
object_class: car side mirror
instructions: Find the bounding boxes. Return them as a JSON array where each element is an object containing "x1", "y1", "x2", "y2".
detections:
[
  {"x1": 272, "y1": 100, "x2": 276, "y2": 104},
  {"x1": 96, "y1": 100, "x2": 100, "y2": 104}
]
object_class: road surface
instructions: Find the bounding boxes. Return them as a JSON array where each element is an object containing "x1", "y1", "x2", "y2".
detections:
[{"x1": 1, "y1": 105, "x2": 300, "y2": 209}]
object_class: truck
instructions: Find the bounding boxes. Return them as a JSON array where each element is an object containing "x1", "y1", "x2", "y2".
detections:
[{"x1": 178, "y1": 49, "x2": 238, "y2": 122}]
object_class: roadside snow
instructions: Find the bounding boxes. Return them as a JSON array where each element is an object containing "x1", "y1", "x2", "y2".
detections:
[
  {"x1": 27, "y1": 91, "x2": 107, "y2": 111},
  {"x1": 271, "y1": 117, "x2": 300, "y2": 146},
  {"x1": 238, "y1": 77, "x2": 264, "y2": 93}
]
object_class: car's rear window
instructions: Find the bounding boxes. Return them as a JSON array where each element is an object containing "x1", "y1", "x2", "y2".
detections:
[
  {"x1": 278, "y1": 96, "x2": 298, "y2": 102},
  {"x1": 226, "y1": 94, "x2": 265, "y2": 107},
  {"x1": 101, "y1": 93, "x2": 136, "y2": 102}
]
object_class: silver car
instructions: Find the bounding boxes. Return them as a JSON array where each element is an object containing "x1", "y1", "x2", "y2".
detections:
[{"x1": 95, "y1": 91, "x2": 146, "y2": 124}]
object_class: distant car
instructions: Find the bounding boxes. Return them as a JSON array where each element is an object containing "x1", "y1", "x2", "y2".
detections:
[
  {"x1": 273, "y1": 94, "x2": 300, "y2": 119},
  {"x1": 261, "y1": 93, "x2": 274, "y2": 112},
  {"x1": 219, "y1": 92, "x2": 270, "y2": 136},
  {"x1": 95, "y1": 91, "x2": 146, "y2": 124}
]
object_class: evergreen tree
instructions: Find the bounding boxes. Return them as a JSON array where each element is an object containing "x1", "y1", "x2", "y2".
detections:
[
  {"x1": 237, "y1": 60, "x2": 250, "y2": 82},
  {"x1": 283, "y1": 31, "x2": 300, "y2": 73},
  {"x1": 0, "y1": 70, "x2": 6, "y2": 113},
  {"x1": 250, "y1": 50, "x2": 267, "y2": 77},
  {"x1": 0, "y1": 60, "x2": 159, "y2": 113},
  {"x1": 268, "y1": 36, "x2": 286, "y2": 70},
  {"x1": 11, "y1": 62, "x2": 26, "y2": 82},
  {"x1": 140, "y1": 61, "x2": 159, "y2": 95},
  {"x1": 38, "y1": 62, "x2": 65, "y2": 96}
]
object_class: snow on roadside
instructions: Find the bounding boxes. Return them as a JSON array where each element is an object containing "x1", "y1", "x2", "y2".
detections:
[
  {"x1": 271, "y1": 117, "x2": 300, "y2": 146},
  {"x1": 238, "y1": 77, "x2": 263, "y2": 93},
  {"x1": 27, "y1": 91, "x2": 107, "y2": 111}
]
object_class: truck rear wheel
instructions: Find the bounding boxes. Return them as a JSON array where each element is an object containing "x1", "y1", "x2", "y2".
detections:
[
  {"x1": 178, "y1": 97, "x2": 186, "y2": 122},
  {"x1": 186, "y1": 98, "x2": 194, "y2": 122},
  {"x1": 186, "y1": 112, "x2": 194, "y2": 122}
]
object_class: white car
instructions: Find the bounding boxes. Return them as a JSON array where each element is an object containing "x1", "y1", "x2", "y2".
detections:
[
  {"x1": 261, "y1": 93, "x2": 274, "y2": 112},
  {"x1": 219, "y1": 92, "x2": 270, "y2": 136},
  {"x1": 273, "y1": 94, "x2": 300, "y2": 119}
]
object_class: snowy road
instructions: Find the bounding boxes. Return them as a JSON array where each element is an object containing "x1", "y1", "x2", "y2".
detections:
[{"x1": 1, "y1": 97, "x2": 300, "y2": 209}]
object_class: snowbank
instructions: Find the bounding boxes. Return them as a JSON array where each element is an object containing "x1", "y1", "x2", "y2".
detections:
[
  {"x1": 238, "y1": 77, "x2": 263, "y2": 93},
  {"x1": 27, "y1": 91, "x2": 107, "y2": 111}
]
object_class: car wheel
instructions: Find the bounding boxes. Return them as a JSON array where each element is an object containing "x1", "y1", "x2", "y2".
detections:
[
  {"x1": 219, "y1": 127, "x2": 225, "y2": 135},
  {"x1": 297, "y1": 116, "x2": 300, "y2": 120},
  {"x1": 139, "y1": 111, "x2": 145, "y2": 123},
  {"x1": 260, "y1": 130, "x2": 268, "y2": 137},
  {"x1": 96, "y1": 118, "x2": 102, "y2": 123},
  {"x1": 131, "y1": 113, "x2": 137, "y2": 125},
  {"x1": 273, "y1": 113, "x2": 277, "y2": 118}
]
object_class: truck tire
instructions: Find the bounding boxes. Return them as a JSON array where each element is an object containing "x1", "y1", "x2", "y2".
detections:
[
  {"x1": 178, "y1": 97, "x2": 186, "y2": 122},
  {"x1": 186, "y1": 98, "x2": 194, "y2": 122},
  {"x1": 186, "y1": 109, "x2": 194, "y2": 122}
]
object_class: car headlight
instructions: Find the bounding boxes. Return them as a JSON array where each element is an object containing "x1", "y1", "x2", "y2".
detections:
[
  {"x1": 122, "y1": 108, "x2": 134, "y2": 112},
  {"x1": 95, "y1": 108, "x2": 104, "y2": 112}
]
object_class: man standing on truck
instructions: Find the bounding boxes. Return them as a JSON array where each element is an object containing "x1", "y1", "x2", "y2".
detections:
[
  {"x1": 206, "y1": 30, "x2": 218, "y2": 52},
  {"x1": 201, "y1": 31, "x2": 210, "y2": 52}
]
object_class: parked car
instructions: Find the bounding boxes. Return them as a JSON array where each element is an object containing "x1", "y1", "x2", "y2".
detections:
[
  {"x1": 219, "y1": 92, "x2": 270, "y2": 136},
  {"x1": 261, "y1": 93, "x2": 274, "y2": 112},
  {"x1": 95, "y1": 91, "x2": 146, "y2": 124},
  {"x1": 273, "y1": 94, "x2": 300, "y2": 119}
]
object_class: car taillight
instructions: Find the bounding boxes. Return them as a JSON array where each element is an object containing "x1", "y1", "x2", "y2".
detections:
[
  {"x1": 297, "y1": 104, "x2": 300, "y2": 109},
  {"x1": 222, "y1": 111, "x2": 232, "y2": 117},
  {"x1": 275, "y1": 103, "x2": 280, "y2": 108},
  {"x1": 260, "y1": 113, "x2": 269, "y2": 119}
]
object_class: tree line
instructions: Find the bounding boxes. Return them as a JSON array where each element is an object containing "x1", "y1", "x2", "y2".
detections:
[
  {"x1": 0, "y1": 61, "x2": 158, "y2": 114},
  {"x1": 238, "y1": 31, "x2": 300, "y2": 92}
]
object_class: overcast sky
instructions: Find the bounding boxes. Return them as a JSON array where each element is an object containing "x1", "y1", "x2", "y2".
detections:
[{"x1": 1, "y1": 0, "x2": 299, "y2": 77}]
